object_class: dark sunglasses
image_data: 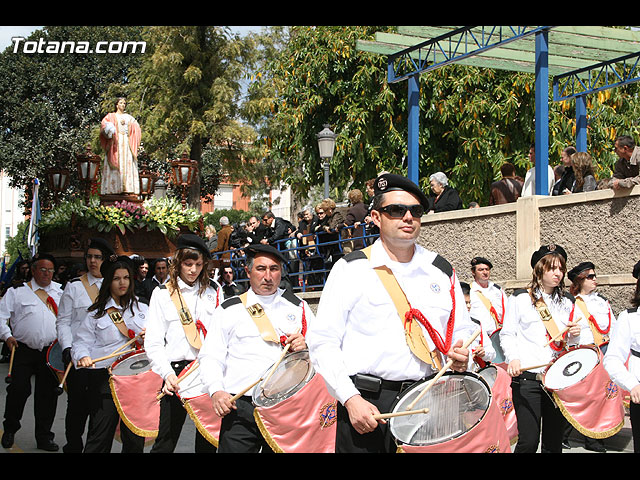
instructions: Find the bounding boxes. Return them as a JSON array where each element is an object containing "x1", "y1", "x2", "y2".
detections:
[
  {"x1": 378, "y1": 203, "x2": 424, "y2": 218},
  {"x1": 586, "y1": 273, "x2": 597, "y2": 280}
]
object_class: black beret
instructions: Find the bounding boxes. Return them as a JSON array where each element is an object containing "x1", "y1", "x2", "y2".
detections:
[
  {"x1": 176, "y1": 233, "x2": 211, "y2": 259},
  {"x1": 88, "y1": 237, "x2": 115, "y2": 257},
  {"x1": 373, "y1": 173, "x2": 430, "y2": 210},
  {"x1": 471, "y1": 257, "x2": 493, "y2": 269},
  {"x1": 633, "y1": 260, "x2": 640, "y2": 280},
  {"x1": 530, "y1": 244, "x2": 567, "y2": 268},
  {"x1": 100, "y1": 255, "x2": 135, "y2": 278},
  {"x1": 568, "y1": 261, "x2": 595, "y2": 283},
  {"x1": 32, "y1": 252, "x2": 57, "y2": 269},
  {"x1": 245, "y1": 244, "x2": 286, "y2": 263}
]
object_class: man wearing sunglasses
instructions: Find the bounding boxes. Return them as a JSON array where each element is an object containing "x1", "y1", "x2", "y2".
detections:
[{"x1": 308, "y1": 173, "x2": 477, "y2": 453}]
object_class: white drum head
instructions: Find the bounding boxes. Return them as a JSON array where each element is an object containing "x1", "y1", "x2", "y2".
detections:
[
  {"x1": 252, "y1": 350, "x2": 314, "y2": 408},
  {"x1": 489, "y1": 330, "x2": 506, "y2": 364},
  {"x1": 543, "y1": 347, "x2": 599, "y2": 391},
  {"x1": 389, "y1": 372, "x2": 491, "y2": 447},
  {"x1": 477, "y1": 366, "x2": 498, "y2": 389},
  {"x1": 111, "y1": 351, "x2": 151, "y2": 376}
]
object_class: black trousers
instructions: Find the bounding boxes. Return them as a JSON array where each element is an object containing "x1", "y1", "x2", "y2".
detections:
[
  {"x1": 83, "y1": 368, "x2": 145, "y2": 453},
  {"x1": 150, "y1": 360, "x2": 216, "y2": 453},
  {"x1": 511, "y1": 373, "x2": 565, "y2": 453},
  {"x1": 2, "y1": 342, "x2": 58, "y2": 444},
  {"x1": 335, "y1": 376, "x2": 411, "y2": 453},
  {"x1": 630, "y1": 400, "x2": 640, "y2": 453},
  {"x1": 62, "y1": 365, "x2": 91, "y2": 453},
  {"x1": 217, "y1": 395, "x2": 272, "y2": 453}
]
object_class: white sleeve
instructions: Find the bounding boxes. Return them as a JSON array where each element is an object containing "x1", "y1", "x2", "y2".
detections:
[
  {"x1": 604, "y1": 310, "x2": 639, "y2": 393},
  {"x1": 144, "y1": 289, "x2": 174, "y2": 380}
]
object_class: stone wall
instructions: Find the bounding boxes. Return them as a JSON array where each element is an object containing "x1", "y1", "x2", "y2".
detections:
[{"x1": 300, "y1": 185, "x2": 640, "y2": 317}]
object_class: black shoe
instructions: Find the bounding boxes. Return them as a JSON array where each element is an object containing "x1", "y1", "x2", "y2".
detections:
[
  {"x1": 584, "y1": 443, "x2": 606, "y2": 453},
  {"x1": 1, "y1": 432, "x2": 14, "y2": 448},
  {"x1": 37, "y1": 440, "x2": 59, "y2": 452}
]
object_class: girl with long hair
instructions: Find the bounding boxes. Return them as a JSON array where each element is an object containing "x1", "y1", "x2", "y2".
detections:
[
  {"x1": 144, "y1": 234, "x2": 218, "y2": 453},
  {"x1": 72, "y1": 255, "x2": 147, "y2": 453},
  {"x1": 500, "y1": 244, "x2": 580, "y2": 453}
]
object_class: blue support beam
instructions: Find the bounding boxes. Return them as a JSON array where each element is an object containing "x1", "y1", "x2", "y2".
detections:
[
  {"x1": 535, "y1": 31, "x2": 550, "y2": 196},
  {"x1": 407, "y1": 74, "x2": 420, "y2": 185},
  {"x1": 576, "y1": 95, "x2": 587, "y2": 152}
]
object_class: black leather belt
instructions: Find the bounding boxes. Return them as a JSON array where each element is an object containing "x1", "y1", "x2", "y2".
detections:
[{"x1": 350, "y1": 373, "x2": 416, "y2": 394}]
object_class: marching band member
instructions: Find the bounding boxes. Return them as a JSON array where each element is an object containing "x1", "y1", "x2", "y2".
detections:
[
  {"x1": 72, "y1": 255, "x2": 147, "y2": 453},
  {"x1": 198, "y1": 244, "x2": 312, "y2": 453},
  {"x1": 500, "y1": 244, "x2": 579, "y2": 453},
  {"x1": 604, "y1": 260, "x2": 640, "y2": 453},
  {"x1": 144, "y1": 234, "x2": 218, "y2": 453},
  {"x1": 56, "y1": 237, "x2": 114, "y2": 453},
  {"x1": 306, "y1": 173, "x2": 476, "y2": 453},
  {"x1": 563, "y1": 261, "x2": 615, "y2": 451},
  {"x1": 0, "y1": 253, "x2": 62, "y2": 451}
]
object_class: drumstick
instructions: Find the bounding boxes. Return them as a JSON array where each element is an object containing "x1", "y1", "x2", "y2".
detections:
[
  {"x1": 373, "y1": 408, "x2": 430, "y2": 420},
  {"x1": 55, "y1": 362, "x2": 73, "y2": 395},
  {"x1": 112, "y1": 332, "x2": 144, "y2": 355},
  {"x1": 261, "y1": 328, "x2": 300, "y2": 388},
  {"x1": 545, "y1": 317, "x2": 582, "y2": 346},
  {"x1": 156, "y1": 361, "x2": 200, "y2": 401},
  {"x1": 518, "y1": 362, "x2": 552, "y2": 372},
  {"x1": 81, "y1": 348, "x2": 137, "y2": 367},
  {"x1": 4, "y1": 345, "x2": 15, "y2": 384},
  {"x1": 229, "y1": 378, "x2": 263, "y2": 403},
  {"x1": 407, "y1": 329, "x2": 481, "y2": 411}
]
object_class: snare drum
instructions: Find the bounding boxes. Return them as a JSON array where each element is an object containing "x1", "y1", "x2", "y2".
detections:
[
  {"x1": 46, "y1": 340, "x2": 66, "y2": 386},
  {"x1": 489, "y1": 329, "x2": 506, "y2": 366},
  {"x1": 109, "y1": 350, "x2": 163, "y2": 438},
  {"x1": 252, "y1": 350, "x2": 337, "y2": 453},
  {"x1": 175, "y1": 361, "x2": 221, "y2": 448},
  {"x1": 388, "y1": 371, "x2": 511, "y2": 453},
  {"x1": 542, "y1": 345, "x2": 625, "y2": 439},
  {"x1": 477, "y1": 365, "x2": 518, "y2": 443}
]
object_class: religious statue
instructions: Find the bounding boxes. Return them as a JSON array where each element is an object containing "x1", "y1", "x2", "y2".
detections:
[{"x1": 99, "y1": 97, "x2": 142, "y2": 195}]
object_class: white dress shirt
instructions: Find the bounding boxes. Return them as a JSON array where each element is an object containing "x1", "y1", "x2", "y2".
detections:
[
  {"x1": 198, "y1": 287, "x2": 313, "y2": 397},
  {"x1": 0, "y1": 280, "x2": 61, "y2": 350},
  {"x1": 144, "y1": 278, "x2": 218, "y2": 381},
  {"x1": 500, "y1": 289, "x2": 577, "y2": 373},
  {"x1": 306, "y1": 239, "x2": 477, "y2": 405},
  {"x1": 469, "y1": 281, "x2": 507, "y2": 336},
  {"x1": 57, "y1": 273, "x2": 103, "y2": 352},
  {"x1": 604, "y1": 308, "x2": 640, "y2": 393},
  {"x1": 72, "y1": 297, "x2": 148, "y2": 369},
  {"x1": 522, "y1": 165, "x2": 555, "y2": 197}
]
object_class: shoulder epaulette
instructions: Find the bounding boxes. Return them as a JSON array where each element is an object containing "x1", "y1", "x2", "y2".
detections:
[
  {"x1": 12, "y1": 282, "x2": 24, "y2": 289},
  {"x1": 281, "y1": 288, "x2": 302, "y2": 307},
  {"x1": 512, "y1": 288, "x2": 528, "y2": 296},
  {"x1": 221, "y1": 296, "x2": 242, "y2": 309},
  {"x1": 493, "y1": 283, "x2": 502, "y2": 290},
  {"x1": 564, "y1": 292, "x2": 575, "y2": 303},
  {"x1": 627, "y1": 307, "x2": 638, "y2": 314},
  {"x1": 68, "y1": 277, "x2": 81, "y2": 283},
  {"x1": 158, "y1": 284, "x2": 167, "y2": 289},
  {"x1": 344, "y1": 250, "x2": 368, "y2": 262},
  {"x1": 432, "y1": 254, "x2": 453, "y2": 278},
  {"x1": 597, "y1": 292, "x2": 609, "y2": 302}
]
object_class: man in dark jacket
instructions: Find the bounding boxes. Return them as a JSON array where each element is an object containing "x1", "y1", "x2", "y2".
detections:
[{"x1": 260, "y1": 211, "x2": 294, "y2": 247}]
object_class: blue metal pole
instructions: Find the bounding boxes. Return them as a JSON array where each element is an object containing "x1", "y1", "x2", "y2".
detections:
[
  {"x1": 535, "y1": 31, "x2": 550, "y2": 195},
  {"x1": 407, "y1": 73, "x2": 420, "y2": 185},
  {"x1": 576, "y1": 95, "x2": 587, "y2": 152}
]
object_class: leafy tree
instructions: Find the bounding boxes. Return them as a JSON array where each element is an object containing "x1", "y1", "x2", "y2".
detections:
[{"x1": 0, "y1": 26, "x2": 144, "y2": 210}]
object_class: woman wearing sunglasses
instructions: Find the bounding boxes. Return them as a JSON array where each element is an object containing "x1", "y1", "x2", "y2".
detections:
[{"x1": 564, "y1": 262, "x2": 616, "y2": 452}]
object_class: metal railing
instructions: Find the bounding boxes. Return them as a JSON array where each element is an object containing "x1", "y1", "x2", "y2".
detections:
[{"x1": 212, "y1": 224, "x2": 380, "y2": 293}]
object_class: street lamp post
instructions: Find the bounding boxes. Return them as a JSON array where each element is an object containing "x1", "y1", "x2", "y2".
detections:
[
  {"x1": 76, "y1": 147, "x2": 101, "y2": 204},
  {"x1": 317, "y1": 124, "x2": 337, "y2": 199},
  {"x1": 170, "y1": 153, "x2": 198, "y2": 208},
  {"x1": 45, "y1": 166, "x2": 70, "y2": 205}
]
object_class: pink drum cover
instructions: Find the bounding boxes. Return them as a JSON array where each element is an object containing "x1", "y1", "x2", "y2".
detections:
[
  {"x1": 253, "y1": 373, "x2": 338, "y2": 453},
  {"x1": 109, "y1": 369, "x2": 163, "y2": 438},
  {"x1": 399, "y1": 399, "x2": 511, "y2": 453},
  {"x1": 490, "y1": 366, "x2": 518, "y2": 443},
  {"x1": 182, "y1": 394, "x2": 222, "y2": 447},
  {"x1": 550, "y1": 354, "x2": 625, "y2": 439}
]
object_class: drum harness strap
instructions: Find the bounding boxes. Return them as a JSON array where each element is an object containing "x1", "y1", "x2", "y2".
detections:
[
  {"x1": 359, "y1": 246, "x2": 459, "y2": 371},
  {"x1": 165, "y1": 285, "x2": 206, "y2": 350},
  {"x1": 574, "y1": 296, "x2": 611, "y2": 347},
  {"x1": 238, "y1": 292, "x2": 307, "y2": 348},
  {"x1": 80, "y1": 273, "x2": 100, "y2": 304},
  {"x1": 474, "y1": 288, "x2": 504, "y2": 331},
  {"x1": 530, "y1": 289, "x2": 575, "y2": 353},
  {"x1": 28, "y1": 281, "x2": 58, "y2": 316},
  {"x1": 106, "y1": 307, "x2": 142, "y2": 349}
]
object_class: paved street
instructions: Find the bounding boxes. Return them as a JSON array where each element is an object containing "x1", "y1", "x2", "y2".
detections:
[{"x1": 0, "y1": 356, "x2": 634, "y2": 453}]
